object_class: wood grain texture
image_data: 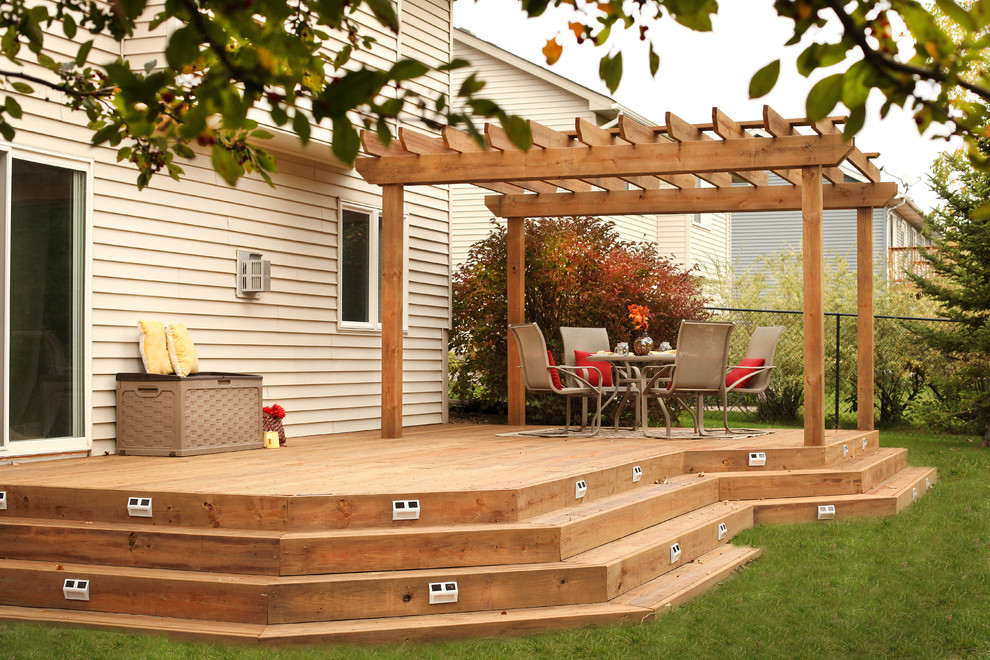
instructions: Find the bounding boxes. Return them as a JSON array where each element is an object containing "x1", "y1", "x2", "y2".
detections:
[
  {"x1": 381, "y1": 184, "x2": 404, "y2": 438},
  {"x1": 803, "y1": 166, "x2": 826, "y2": 447},
  {"x1": 857, "y1": 206, "x2": 876, "y2": 431}
]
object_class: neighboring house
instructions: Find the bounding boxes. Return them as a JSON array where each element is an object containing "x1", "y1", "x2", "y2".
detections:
[
  {"x1": 450, "y1": 30, "x2": 731, "y2": 280},
  {"x1": 1, "y1": 2, "x2": 454, "y2": 461},
  {"x1": 732, "y1": 171, "x2": 931, "y2": 281}
]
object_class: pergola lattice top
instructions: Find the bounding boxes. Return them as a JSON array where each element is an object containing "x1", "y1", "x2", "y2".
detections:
[{"x1": 355, "y1": 106, "x2": 897, "y2": 214}]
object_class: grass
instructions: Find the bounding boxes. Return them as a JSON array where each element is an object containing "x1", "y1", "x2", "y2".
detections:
[{"x1": 2, "y1": 430, "x2": 988, "y2": 659}]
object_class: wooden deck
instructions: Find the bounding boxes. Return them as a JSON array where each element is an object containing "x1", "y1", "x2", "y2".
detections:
[{"x1": 0, "y1": 423, "x2": 936, "y2": 645}]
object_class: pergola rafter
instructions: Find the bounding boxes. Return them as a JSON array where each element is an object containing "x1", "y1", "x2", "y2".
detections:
[{"x1": 354, "y1": 105, "x2": 889, "y2": 446}]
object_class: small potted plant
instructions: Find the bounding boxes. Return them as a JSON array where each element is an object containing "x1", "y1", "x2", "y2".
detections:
[
  {"x1": 263, "y1": 403, "x2": 287, "y2": 446},
  {"x1": 628, "y1": 303, "x2": 654, "y2": 355}
]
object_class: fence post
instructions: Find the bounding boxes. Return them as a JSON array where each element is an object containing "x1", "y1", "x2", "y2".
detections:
[{"x1": 834, "y1": 314, "x2": 841, "y2": 429}]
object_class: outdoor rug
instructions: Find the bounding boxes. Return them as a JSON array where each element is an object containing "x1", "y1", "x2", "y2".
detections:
[{"x1": 497, "y1": 427, "x2": 773, "y2": 440}]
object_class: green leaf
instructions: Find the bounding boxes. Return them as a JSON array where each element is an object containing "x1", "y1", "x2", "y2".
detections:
[
  {"x1": 749, "y1": 60, "x2": 780, "y2": 99},
  {"x1": 458, "y1": 73, "x2": 485, "y2": 98},
  {"x1": 599, "y1": 52, "x2": 623, "y2": 94},
  {"x1": 502, "y1": 115, "x2": 531, "y2": 151},
  {"x1": 363, "y1": 0, "x2": 399, "y2": 31},
  {"x1": 935, "y1": 0, "x2": 977, "y2": 29},
  {"x1": 4, "y1": 96, "x2": 22, "y2": 119},
  {"x1": 438, "y1": 59, "x2": 470, "y2": 72},
  {"x1": 91, "y1": 124, "x2": 120, "y2": 146},
  {"x1": 11, "y1": 81, "x2": 31, "y2": 94},
  {"x1": 165, "y1": 25, "x2": 201, "y2": 68},
  {"x1": 389, "y1": 59, "x2": 429, "y2": 82},
  {"x1": 293, "y1": 110, "x2": 311, "y2": 144},
  {"x1": 0, "y1": 121, "x2": 14, "y2": 141},
  {"x1": 841, "y1": 60, "x2": 873, "y2": 108},
  {"x1": 62, "y1": 15, "x2": 77, "y2": 40},
  {"x1": 842, "y1": 105, "x2": 866, "y2": 138},
  {"x1": 211, "y1": 144, "x2": 244, "y2": 186},
  {"x1": 75, "y1": 40, "x2": 94, "y2": 68},
  {"x1": 806, "y1": 73, "x2": 844, "y2": 122},
  {"x1": 649, "y1": 46, "x2": 659, "y2": 77},
  {"x1": 173, "y1": 143, "x2": 195, "y2": 159},
  {"x1": 331, "y1": 116, "x2": 360, "y2": 164}
]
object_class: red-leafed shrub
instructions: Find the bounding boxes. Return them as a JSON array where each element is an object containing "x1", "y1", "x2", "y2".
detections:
[{"x1": 450, "y1": 216, "x2": 709, "y2": 422}]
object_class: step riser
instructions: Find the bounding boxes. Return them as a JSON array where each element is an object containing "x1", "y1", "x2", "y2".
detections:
[
  {"x1": 0, "y1": 523, "x2": 281, "y2": 575},
  {"x1": 0, "y1": 566, "x2": 268, "y2": 624},
  {"x1": 893, "y1": 470, "x2": 937, "y2": 512},
  {"x1": 753, "y1": 498, "x2": 898, "y2": 524},
  {"x1": 558, "y1": 480, "x2": 719, "y2": 558},
  {"x1": 603, "y1": 506, "x2": 754, "y2": 598},
  {"x1": 682, "y1": 431, "x2": 877, "y2": 473}
]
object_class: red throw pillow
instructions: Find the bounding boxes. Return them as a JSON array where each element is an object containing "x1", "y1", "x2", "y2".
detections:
[
  {"x1": 726, "y1": 357, "x2": 766, "y2": 389},
  {"x1": 574, "y1": 350, "x2": 613, "y2": 387},
  {"x1": 546, "y1": 350, "x2": 564, "y2": 390}
]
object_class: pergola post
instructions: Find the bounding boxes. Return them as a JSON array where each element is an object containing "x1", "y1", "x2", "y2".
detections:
[
  {"x1": 857, "y1": 206, "x2": 875, "y2": 431},
  {"x1": 507, "y1": 216, "x2": 526, "y2": 426},
  {"x1": 381, "y1": 184, "x2": 404, "y2": 438},
  {"x1": 803, "y1": 166, "x2": 826, "y2": 446}
]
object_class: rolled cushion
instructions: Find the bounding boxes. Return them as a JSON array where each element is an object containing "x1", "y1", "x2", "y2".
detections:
[
  {"x1": 574, "y1": 350, "x2": 613, "y2": 387},
  {"x1": 165, "y1": 323, "x2": 200, "y2": 377},
  {"x1": 138, "y1": 319, "x2": 172, "y2": 375},
  {"x1": 726, "y1": 357, "x2": 765, "y2": 389},
  {"x1": 546, "y1": 350, "x2": 564, "y2": 391}
]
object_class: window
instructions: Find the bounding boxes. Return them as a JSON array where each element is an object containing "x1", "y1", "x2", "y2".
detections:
[
  {"x1": 3, "y1": 154, "x2": 87, "y2": 447},
  {"x1": 338, "y1": 204, "x2": 406, "y2": 329},
  {"x1": 692, "y1": 213, "x2": 713, "y2": 229}
]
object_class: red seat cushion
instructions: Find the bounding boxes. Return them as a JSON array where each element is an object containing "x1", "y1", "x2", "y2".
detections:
[
  {"x1": 574, "y1": 350, "x2": 613, "y2": 387},
  {"x1": 726, "y1": 357, "x2": 765, "y2": 389},
  {"x1": 546, "y1": 350, "x2": 564, "y2": 390}
]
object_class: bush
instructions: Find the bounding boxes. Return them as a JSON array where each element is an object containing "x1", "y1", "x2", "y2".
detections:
[{"x1": 450, "y1": 217, "x2": 709, "y2": 423}]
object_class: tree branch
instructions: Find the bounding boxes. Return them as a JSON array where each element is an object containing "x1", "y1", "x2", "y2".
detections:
[{"x1": 0, "y1": 68, "x2": 114, "y2": 98}]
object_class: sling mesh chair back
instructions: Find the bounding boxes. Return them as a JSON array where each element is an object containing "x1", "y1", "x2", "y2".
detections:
[
  {"x1": 559, "y1": 326, "x2": 629, "y2": 429},
  {"x1": 509, "y1": 323, "x2": 604, "y2": 436},
  {"x1": 643, "y1": 320, "x2": 734, "y2": 438},
  {"x1": 722, "y1": 325, "x2": 785, "y2": 432}
]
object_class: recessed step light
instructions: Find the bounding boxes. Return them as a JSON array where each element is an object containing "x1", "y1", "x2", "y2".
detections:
[
  {"x1": 862, "y1": 438, "x2": 869, "y2": 450},
  {"x1": 63, "y1": 579, "x2": 90, "y2": 601},
  {"x1": 748, "y1": 452, "x2": 766, "y2": 467},
  {"x1": 632, "y1": 466, "x2": 643, "y2": 483},
  {"x1": 718, "y1": 522, "x2": 728, "y2": 540},
  {"x1": 0, "y1": 491, "x2": 6, "y2": 510},
  {"x1": 428, "y1": 581, "x2": 458, "y2": 604},
  {"x1": 912, "y1": 487, "x2": 918, "y2": 501},
  {"x1": 817, "y1": 504, "x2": 836, "y2": 520},
  {"x1": 843, "y1": 444, "x2": 849, "y2": 457},
  {"x1": 575, "y1": 480, "x2": 587, "y2": 499},
  {"x1": 670, "y1": 542, "x2": 682, "y2": 563},
  {"x1": 392, "y1": 500, "x2": 420, "y2": 521},
  {"x1": 127, "y1": 496, "x2": 152, "y2": 518}
]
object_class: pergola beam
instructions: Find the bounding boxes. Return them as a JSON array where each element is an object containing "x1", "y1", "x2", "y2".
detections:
[
  {"x1": 355, "y1": 134, "x2": 853, "y2": 186},
  {"x1": 484, "y1": 182, "x2": 897, "y2": 217}
]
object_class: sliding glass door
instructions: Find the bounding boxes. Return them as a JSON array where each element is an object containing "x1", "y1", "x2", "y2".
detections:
[{"x1": 3, "y1": 153, "x2": 86, "y2": 449}]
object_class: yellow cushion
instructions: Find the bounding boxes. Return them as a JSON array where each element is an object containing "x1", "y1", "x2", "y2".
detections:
[
  {"x1": 138, "y1": 320, "x2": 172, "y2": 375},
  {"x1": 165, "y1": 323, "x2": 199, "y2": 377}
]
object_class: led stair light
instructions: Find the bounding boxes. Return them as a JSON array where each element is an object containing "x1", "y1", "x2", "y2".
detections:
[
  {"x1": 62, "y1": 579, "x2": 90, "y2": 601},
  {"x1": 428, "y1": 581, "x2": 459, "y2": 604},
  {"x1": 392, "y1": 499, "x2": 420, "y2": 521},
  {"x1": 670, "y1": 542, "x2": 682, "y2": 563},
  {"x1": 912, "y1": 487, "x2": 918, "y2": 501},
  {"x1": 817, "y1": 504, "x2": 836, "y2": 520},
  {"x1": 632, "y1": 466, "x2": 643, "y2": 483},
  {"x1": 718, "y1": 522, "x2": 728, "y2": 541},
  {"x1": 575, "y1": 480, "x2": 588, "y2": 499},
  {"x1": 126, "y1": 496, "x2": 152, "y2": 518},
  {"x1": 862, "y1": 438, "x2": 869, "y2": 450},
  {"x1": 926, "y1": 478, "x2": 931, "y2": 490},
  {"x1": 843, "y1": 444, "x2": 849, "y2": 457},
  {"x1": 0, "y1": 491, "x2": 6, "y2": 510},
  {"x1": 748, "y1": 451, "x2": 766, "y2": 467}
]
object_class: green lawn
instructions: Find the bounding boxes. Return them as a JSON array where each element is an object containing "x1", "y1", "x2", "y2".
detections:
[{"x1": 2, "y1": 430, "x2": 988, "y2": 659}]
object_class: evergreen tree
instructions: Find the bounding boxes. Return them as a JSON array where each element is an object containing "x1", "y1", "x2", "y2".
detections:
[{"x1": 912, "y1": 141, "x2": 990, "y2": 446}]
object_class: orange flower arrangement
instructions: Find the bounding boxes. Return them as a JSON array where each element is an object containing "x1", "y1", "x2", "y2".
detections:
[{"x1": 628, "y1": 304, "x2": 650, "y2": 330}]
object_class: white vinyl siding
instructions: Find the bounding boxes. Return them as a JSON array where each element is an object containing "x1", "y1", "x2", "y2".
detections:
[{"x1": 2, "y1": 2, "x2": 454, "y2": 457}]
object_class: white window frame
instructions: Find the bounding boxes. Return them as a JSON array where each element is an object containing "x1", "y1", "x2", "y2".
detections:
[
  {"x1": 0, "y1": 145, "x2": 93, "y2": 457},
  {"x1": 692, "y1": 212, "x2": 713, "y2": 230},
  {"x1": 337, "y1": 202, "x2": 408, "y2": 331}
]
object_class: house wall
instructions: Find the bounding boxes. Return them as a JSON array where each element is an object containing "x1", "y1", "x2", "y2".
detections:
[{"x1": 3, "y1": 2, "x2": 454, "y2": 457}]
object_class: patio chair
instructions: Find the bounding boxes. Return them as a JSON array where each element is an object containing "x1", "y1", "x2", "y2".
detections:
[
  {"x1": 721, "y1": 325, "x2": 785, "y2": 433},
  {"x1": 642, "y1": 320, "x2": 734, "y2": 438},
  {"x1": 509, "y1": 323, "x2": 605, "y2": 437},
  {"x1": 559, "y1": 326, "x2": 632, "y2": 429}
]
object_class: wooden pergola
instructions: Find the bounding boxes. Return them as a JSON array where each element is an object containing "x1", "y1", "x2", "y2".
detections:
[{"x1": 355, "y1": 105, "x2": 897, "y2": 446}]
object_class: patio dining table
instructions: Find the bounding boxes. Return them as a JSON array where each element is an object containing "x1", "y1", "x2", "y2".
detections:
[{"x1": 586, "y1": 351, "x2": 675, "y2": 432}]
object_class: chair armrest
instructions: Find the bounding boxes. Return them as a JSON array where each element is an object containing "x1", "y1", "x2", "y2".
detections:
[
  {"x1": 725, "y1": 365, "x2": 776, "y2": 392},
  {"x1": 552, "y1": 365, "x2": 605, "y2": 393},
  {"x1": 642, "y1": 364, "x2": 674, "y2": 390}
]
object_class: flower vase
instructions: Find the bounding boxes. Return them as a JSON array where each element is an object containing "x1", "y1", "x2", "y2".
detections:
[
  {"x1": 633, "y1": 330, "x2": 654, "y2": 356},
  {"x1": 263, "y1": 412, "x2": 286, "y2": 446}
]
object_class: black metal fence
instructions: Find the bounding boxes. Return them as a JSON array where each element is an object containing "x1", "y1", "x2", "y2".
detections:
[{"x1": 705, "y1": 307, "x2": 955, "y2": 430}]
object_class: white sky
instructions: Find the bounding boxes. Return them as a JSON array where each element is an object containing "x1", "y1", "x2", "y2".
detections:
[{"x1": 453, "y1": 0, "x2": 961, "y2": 212}]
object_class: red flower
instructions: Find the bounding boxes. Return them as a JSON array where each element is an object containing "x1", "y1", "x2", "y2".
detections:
[{"x1": 263, "y1": 404, "x2": 286, "y2": 419}]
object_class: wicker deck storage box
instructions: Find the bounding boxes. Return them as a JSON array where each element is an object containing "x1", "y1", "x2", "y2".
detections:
[{"x1": 115, "y1": 372, "x2": 263, "y2": 456}]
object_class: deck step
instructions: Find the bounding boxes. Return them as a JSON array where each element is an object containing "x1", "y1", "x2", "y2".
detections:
[
  {"x1": 612, "y1": 543, "x2": 763, "y2": 612},
  {"x1": 681, "y1": 429, "x2": 878, "y2": 473},
  {"x1": 718, "y1": 448, "x2": 908, "y2": 500},
  {"x1": 751, "y1": 466, "x2": 937, "y2": 524}
]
